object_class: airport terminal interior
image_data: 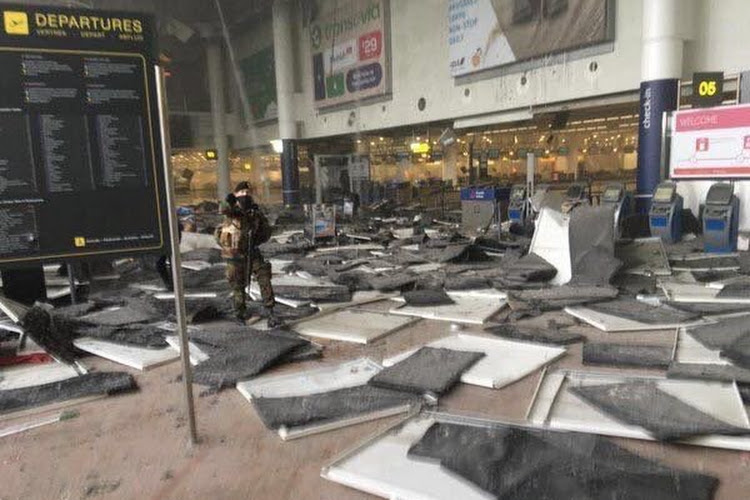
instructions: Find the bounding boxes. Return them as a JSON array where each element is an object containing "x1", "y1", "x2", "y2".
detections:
[{"x1": 2, "y1": 0, "x2": 750, "y2": 499}]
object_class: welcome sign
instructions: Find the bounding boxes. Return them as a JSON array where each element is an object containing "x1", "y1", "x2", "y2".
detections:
[{"x1": 670, "y1": 104, "x2": 750, "y2": 179}]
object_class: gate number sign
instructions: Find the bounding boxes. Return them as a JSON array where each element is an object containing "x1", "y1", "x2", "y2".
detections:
[{"x1": 693, "y1": 72, "x2": 724, "y2": 108}]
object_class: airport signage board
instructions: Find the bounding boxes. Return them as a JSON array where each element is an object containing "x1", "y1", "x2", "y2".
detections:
[
  {"x1": 692, "y1": 72, "x2": 724, "y2": 108},
  {"x1": 239, "y1": 45, "x2": 278, "y2": 121},
  {"x1": 448, "y1": 0, "x2": 611, "y2": 77},
  {"x1": 669, "y1": 104, "x2": 750, "y2": 178},
  {"x1": 309, "y1": 0, "x2": 390, "y2": 108},
  {"x1": 0, "y1": 4, "x2": 168, "y2": 265}
]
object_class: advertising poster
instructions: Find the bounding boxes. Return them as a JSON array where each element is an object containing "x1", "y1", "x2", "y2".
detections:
[
  {"x1": 309, "y1": 0, "x2": 390, "y2": 108},
  {"x1": 448, "y1": 0, "x2": 610, "y2": 77},
  {"x1": 669, "y1": 104, "x2": 750, "y2": 179},
  {"x1": 239, "y1": 46, "x2": 278, "y2": 122},
  {"x1": 0, "y1": 4, "x2": 168, "y2": 265}
]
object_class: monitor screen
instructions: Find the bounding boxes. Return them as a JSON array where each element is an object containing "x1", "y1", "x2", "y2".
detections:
[
  {"x1": 706, "y1": 184, "x2": 733, "y2": 205},
  {"x1": 603, "y1": 187, "x2": 622, "y2": 202},
  {"x1": 653, "y1": 185, "x2": 675, "y2": 203},
  {"x1": 511, "y1": 186, "x2": 525, "y2": 201},
  {"x1": 566, "y1": 184, "x2": 583, "y2": 199}
]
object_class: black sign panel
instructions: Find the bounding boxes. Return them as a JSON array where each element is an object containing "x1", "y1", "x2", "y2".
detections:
[
  {"x1": 0, "y1": 4, "x2": 167, "y2": 266},
  {"x1": 692, "y1": 72, "x2": 724, "y2": 108}
]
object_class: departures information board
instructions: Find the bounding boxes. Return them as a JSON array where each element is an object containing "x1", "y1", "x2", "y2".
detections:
[{"x1": 0, "y1": 4, "x2": 167, "y2": 265}]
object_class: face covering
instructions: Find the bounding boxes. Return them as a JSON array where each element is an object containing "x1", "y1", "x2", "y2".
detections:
[{"x1": 236, "y1": 195, "x2": 252, "y2": 211}]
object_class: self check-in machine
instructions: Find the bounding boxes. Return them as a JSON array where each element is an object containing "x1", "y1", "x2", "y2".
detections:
[
  {"x1": 561, "y1": 182, "x2": 590, "y2": 212},
  {"x1": 600, "y1": 183, "x2": 633, "y2": 235},
  {"x1": 649, "y1": 182, "x2": 683, "y2": 244},
  {"x1": 461, "y1": 187, "x2": 510, "y2": 235},
  {"x1": 508, "y1": 184, "x2": 528, "y2": 225},
  {"x1": 702, "y1": 182, "x2": 740, "y2": 253}
]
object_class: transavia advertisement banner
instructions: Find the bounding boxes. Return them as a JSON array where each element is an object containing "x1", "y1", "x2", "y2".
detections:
[
  {"x1": 449, "y1": 0, "x2": 610, "y2": 77},
  {"x1": 240, "y1": 46, "x2": 278, "y2": 122},
  {"x1": 309, "y1": 0, "x2": 390, "y2": 108},
  {"x1": 670, "y1": 104, "x2": 750, "y2": 179}
]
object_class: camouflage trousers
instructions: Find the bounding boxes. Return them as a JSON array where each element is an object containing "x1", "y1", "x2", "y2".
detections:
[{"x1": 225, "y1": 255, "x2": 275, "y2": 316}]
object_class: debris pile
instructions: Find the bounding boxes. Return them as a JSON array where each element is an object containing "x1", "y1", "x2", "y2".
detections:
[{"x1": 2, "y1": 200, "x2": 750, "y2": 498}]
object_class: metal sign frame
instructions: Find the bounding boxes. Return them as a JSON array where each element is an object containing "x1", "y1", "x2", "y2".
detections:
[{"x1": 0, "y1": 3, "x2": 197, "y2": 444}]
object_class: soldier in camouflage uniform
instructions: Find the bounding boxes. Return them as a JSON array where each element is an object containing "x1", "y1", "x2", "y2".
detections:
[{"x1": 216, "y1": 182, "x2": 279, "y2": 326}]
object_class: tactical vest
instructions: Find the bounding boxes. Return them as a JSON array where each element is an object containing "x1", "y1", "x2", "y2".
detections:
[{"x1": 217, "y1": 220, "x2": 245, "y2": 259}]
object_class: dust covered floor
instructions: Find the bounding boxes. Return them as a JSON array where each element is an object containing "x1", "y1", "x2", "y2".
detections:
[{"x1": 1, "y1": 310, "x2": 749, "y2": 500}]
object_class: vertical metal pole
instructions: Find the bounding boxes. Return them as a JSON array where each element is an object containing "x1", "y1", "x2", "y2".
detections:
[
  {"x1": 468, "y1": 143, "x2": 475, "y2": 185},
  {"x1": 66, "y1": 263, "x2": 77, "y2": 304},
  {"x1": 314, "y1": 155, "x2": 323, "y2": 205},
  {"x1": 155, "y1": 66, "x2": 198, "y2": 445},
  {"x1": 526, "y1": 153, "x2": 536, "y2": 196}
]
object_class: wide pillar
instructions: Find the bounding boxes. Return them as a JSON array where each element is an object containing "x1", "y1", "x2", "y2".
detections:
[
  {"x1": 273, "y1": 0, "x2": 300, "y2": 206},
  {"x1": 205, "y1": 39, "x2": 231, "y2": 199},
  {"x1": 636, "y1": 0, "x2": 690, "y2": 212},
  {"x1": 442, "y1": 144, "x2": 459, "y2": 185}
]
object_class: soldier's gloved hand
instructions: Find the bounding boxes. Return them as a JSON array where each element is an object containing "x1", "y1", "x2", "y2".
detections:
[{"x1": 225, "y1": 193, "x2": 237, "y2": 205}]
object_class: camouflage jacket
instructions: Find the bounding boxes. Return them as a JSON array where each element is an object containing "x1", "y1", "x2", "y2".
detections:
[{"x1": 215, "y1": 201, "x2": 266, "y2": 259}]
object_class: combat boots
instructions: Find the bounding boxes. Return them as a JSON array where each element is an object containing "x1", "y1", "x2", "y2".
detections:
[{"x1": 264, "y1": 306, "x2": 283, "y2": 328}]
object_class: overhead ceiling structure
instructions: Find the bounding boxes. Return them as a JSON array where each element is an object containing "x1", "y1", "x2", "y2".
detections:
[{"x1": 17, "y1": 0, "x2": 274, "y2": 112}]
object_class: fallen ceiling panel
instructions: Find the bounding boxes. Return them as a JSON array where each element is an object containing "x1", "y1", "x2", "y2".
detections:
[
  {"x1": 527, "y1": 370, "x2": 750, "y2": 451},
  {"x1": 249, "y1": 273, "x2": 345, "y2": 306},
  {"x1": 180, "y1": 261, "x2": 213, "y2": 272},
  {"x1": 78, "y1": 306, "x2": 157, "y2": 326},
  {"x1": 570, "y1": 381, "x2": 749, "y2": 440},
  {"x1": 322, "y1": 416, "x2": 495, "y2": 500},
  {"x1": 73, "y1": 337, "x2": 179, "y2": 371},
  {"x1": 294, "y1": 309, "x2": 417, "y2": 344},
  {"x1": 237, "y1": 358, "x2": 382, "y2": 400},
  {"x1": 616, "y1": 237, "x2": 671, "y2": 276},
  {"x1": 314, "y1": 290, "x2": 395, "y2": 312},
  {"x1": 567, "y1": 205, "x2": 619, "y2": 285},
  {"x1": 670, "y1": 254, "x2": 740, "y2": 272},
  {"x1": 191, "y1": 334, "x2": 306, "y2": 389},
  {"x1": 370, "y1": 347, "x2": 485, "y2": 396},
  {"x1": 582, "y1": 343, "x2": 673, "y2": 369},
  {"x1": 686, "y1": 313, "x2": 750, "y2": 350},
  {"x1": 668, "y1": 363, "x2": 750, "y2": 384},
  {"x1": 585, "y1": 298, "x2": 701, "y2": 325},
  {"x1": 674, "y1": 327, "x2": 731, "y2": 365},
  {"x1": 529, "y1": 207, "x2": 571, "y2": 285},
  {"x1": 485, "y1": 323, "x2": 585, "y2": 345},
  {"x1": 564, "y1": 305, "x2": 707, "y2": 332},
  {"x1": 383, "y1": 334, "x2": 566, "y2": 389},
  {"x1": 0, "y1": 362, "x2": 81, "y2": 391},
  {"x1": 0, "y1": 371, "x2": 136, "y2": 415},
  {"x1": 660, "y1": 282, "x2": 750, "y2": 304},
  {"x1": 249, "y1": 290, "x2": 310, "y2": 308},
  {"x1": 409, "y1": 417, "x2": 718, "y2": 500},
  {"x1": 251, "y1": 385, "x2": 421, "y2": 441},
  {"x1": 389, "y1": 293, "x2": 506, "y2": 325},
  {"x1": 164, "y1": 336, "x2": 210, "y2": 365}
]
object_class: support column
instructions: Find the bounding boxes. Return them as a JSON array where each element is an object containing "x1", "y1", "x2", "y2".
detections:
[
  {"x1": 442, "y1": 144, "x2": 459, "y2": 185},
  {"x1": 636, "y1": 0, "x2": 691, "y2": 212},
  {"x1": 273, "y1": 0, "x2": 300, "y2": 206},
  {"x1": 205, "y1": 39, "x2": 231, "y2": 199}
]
